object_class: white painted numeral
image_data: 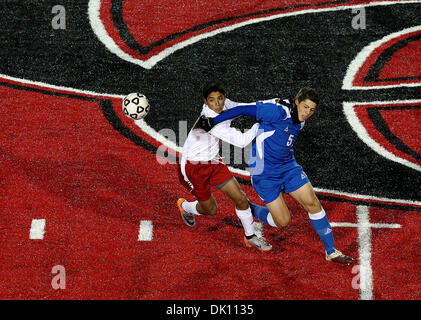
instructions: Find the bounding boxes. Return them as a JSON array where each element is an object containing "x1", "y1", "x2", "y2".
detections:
[{"x1": 286, "y1": 134, "x2": 294, "y2": 146}]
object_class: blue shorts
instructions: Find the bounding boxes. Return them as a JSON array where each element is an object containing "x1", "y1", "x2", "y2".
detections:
[{"x1": 251, "y1": 163, "x2": 309, "y2": 204}]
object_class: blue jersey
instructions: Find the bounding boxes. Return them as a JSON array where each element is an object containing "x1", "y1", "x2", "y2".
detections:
[
  {"x1": 211, "y1": 99, "x2": 309, "y2": 202},
  {"x1": 249, "y1": 101, "x2": 305, "y2": 176}
]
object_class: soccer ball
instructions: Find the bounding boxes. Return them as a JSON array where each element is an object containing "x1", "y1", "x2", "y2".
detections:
[{"x1": 122, "y1": 93, "x2": 150, "y2": 120}]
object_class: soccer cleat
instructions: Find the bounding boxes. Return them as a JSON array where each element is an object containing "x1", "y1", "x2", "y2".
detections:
[
  {"x1": 325, "y1": 249, "x2": 354, "y2": 265},
  {"x1": 244, "y1": 235, "x2": 272, "y2": 252},
  {"x1": 177, "y1": 198, "x2": 196, "y2": 227}
]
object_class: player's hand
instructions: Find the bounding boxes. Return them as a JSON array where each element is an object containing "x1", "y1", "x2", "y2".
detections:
[{"x1": 198, "y1": 115, "x2": 215, "y2": 132}]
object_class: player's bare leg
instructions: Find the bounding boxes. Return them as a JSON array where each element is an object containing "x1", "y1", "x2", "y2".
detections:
[
  {"x1": 218, "y1": 178, "x2": 248, "y2": 210},
  {"x1": 219, "y1": 178, "x2": 272, "y2": 251},
  {"x1": 289, "y1": 182, "x2": 354, "y2": 265},
  {"x1": 288, "y1": 182, "x2": 321, "y2": 214},
  {"x1": 197, "y1": 195, "x2": 218, "y2": 215}
]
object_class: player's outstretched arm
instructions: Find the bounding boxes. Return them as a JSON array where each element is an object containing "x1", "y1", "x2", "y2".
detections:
[
  {"x1": 214, "y1": 104, "x2": 257, "y2": 124},
  {"x1": 198, "y1": 104, "x2": 257, "y2": 131},
  {"x1": 210, "y1": 122, "x2": 260, "y2": 149}
]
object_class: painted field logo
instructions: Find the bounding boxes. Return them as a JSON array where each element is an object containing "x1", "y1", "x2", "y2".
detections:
[
  {"x1": 342, "y1": 25, "x2": 421, "y2": 172},
  {"x1": 343, "y1": 101, "x2": 421, "y2": 172},
  {"x1": 90, "y1": 0, "x2": 421, "y2": 70},
  {"x1": 343, "y1": 26, "x2": 421, "y2": 89},
  {"x1": 0, "y1": 0, "x2": 421, "y2": 301},
  {"x1": 90, "y1": 0, "x2": 350, "y2": 66}
]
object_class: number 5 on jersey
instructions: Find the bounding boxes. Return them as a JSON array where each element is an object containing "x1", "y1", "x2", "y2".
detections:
[{"x1": 286, "y1": 134, "x2": 294, "y2": 146}]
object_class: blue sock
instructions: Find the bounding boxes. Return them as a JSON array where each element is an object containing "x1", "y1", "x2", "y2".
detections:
[
  {"x1": 308, "y1": 209, "x2": 335, "y2": 255},
  {"x1": 248, "y1": 202, "x2": 277, "y2": 227}
]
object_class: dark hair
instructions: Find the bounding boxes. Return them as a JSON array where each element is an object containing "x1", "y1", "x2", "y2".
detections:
[
  {"x1": 295, "y1": 87, "x2": 320, "y2": 105},
  {"x1": 202, "y1": 81, "x2": 226, "y2": 99}
]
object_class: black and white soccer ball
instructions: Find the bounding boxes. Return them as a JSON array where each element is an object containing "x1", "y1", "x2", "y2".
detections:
[{"x1": 122, "y1": 93, "x2": 150, "y2": 120}]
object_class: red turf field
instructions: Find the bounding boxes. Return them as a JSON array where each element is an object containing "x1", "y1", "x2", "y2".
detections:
[
  {"x1": 0, "y1": 83, "x2": 419, "y2": 300},
  {"x1": 0, "y1": 0, "x2": 420, "y2": 302}
]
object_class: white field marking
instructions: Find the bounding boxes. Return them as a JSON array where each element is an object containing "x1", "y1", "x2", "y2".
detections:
[
  {"x1": 313, "y1": 186, "x2": 421, "y2": 207},
  {"x1": 0, "y1": 74, "x2": 124, "y2": 99},
  {"x1": 331, "y1": 222, "x2": 401, "y2": 228},
  {"x1": 135, "y1": 119, "x2": 182, "y2": 153},
  {"x1": 331, "y1": 206, "x2": 402, "y2": 300},
  {"x1": 88, "y1": 0, "x2": 420, "y2": 70},
  {"x1": 342, "y1": 25, "x2": 421, "y2": 90},
  {"x1": 343, "y1": 100, "x2": 421, "y2": 172},
  {"x1": 29, "y1": 219, "x2": 46, "y2": 240},
  {"x1": 138, "y1": 220, "x2": 153, "y2": 241},
  {"x1": 1, "y1": 74, "x2": 420, "y2": 209},
  {"x1": 356, "y1": 205, "x2": 373, "y2": 300}
]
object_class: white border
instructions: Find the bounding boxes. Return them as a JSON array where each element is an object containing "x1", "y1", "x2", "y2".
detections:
[
  {"x1": 0, "y1": 73, "x2": 125, "y2": 99},
  {"x1": 342, "y1": 25, "x2": 421, "y2": 90},
  {"x1": 343, "y1": 100, "x2": 421, "y2": 172},
  {"x1": 315, "y1": 186, "x2": 421, "y2": 206},
  {"x1": 88, "y1": 0, "x2": 421, "y2": 70}
]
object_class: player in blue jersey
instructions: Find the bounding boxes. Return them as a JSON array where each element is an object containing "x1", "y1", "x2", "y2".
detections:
[{"x1": 198, "y1": 88, "x2": 354, "y2": 265}]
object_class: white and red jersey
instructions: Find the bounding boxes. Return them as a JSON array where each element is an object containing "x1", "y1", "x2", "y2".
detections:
[{"x1": 181, "y1": 98, "x2": 260, "y2": 163}]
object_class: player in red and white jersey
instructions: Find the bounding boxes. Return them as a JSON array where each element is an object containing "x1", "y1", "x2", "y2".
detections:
[
  {"x1": 177, "y1": 81, "x2": 274, "y2": 251},
  {"x1": 180, "y1": 96, "x2": 259, "y2": 163}
]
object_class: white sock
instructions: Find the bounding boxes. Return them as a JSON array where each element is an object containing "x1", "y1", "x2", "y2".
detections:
[
  {"x1": 181, "y1": 200, "x2": 201, "y2": 215},
  {"x1": 308, "y1": 208, "x2": 326, "y2": 220},
  {"x1": 235, "y1": 207, "x2": 255, "y2": 237},
  {"x1": 266, "y1": 213, "x2": 277, "y2": 227}
]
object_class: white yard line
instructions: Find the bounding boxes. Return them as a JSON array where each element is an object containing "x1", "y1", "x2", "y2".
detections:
[
  {"x1": 138, "y1": 220, "x2": 153, "y2": 241},
  {"x1": 29, "y1": 219, "x2": 46, "y2": 240},
  {"x1": 356, "y1": 206, "x2": 373, "y2": 300},
  {"x1": 331, "y1": 206, "x2": 402, "y2": 300}
]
